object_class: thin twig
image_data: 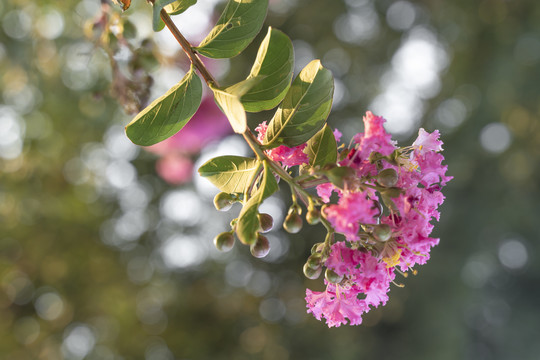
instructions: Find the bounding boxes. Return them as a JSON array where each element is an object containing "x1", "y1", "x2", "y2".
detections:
[{"x1": 157, "y1": 9, "x2": 218, "y2": 87}]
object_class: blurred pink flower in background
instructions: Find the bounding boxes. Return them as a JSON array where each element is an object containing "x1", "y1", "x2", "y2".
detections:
[{"x1": 146, "y1": 97, "x2": 231, "y2": 184}]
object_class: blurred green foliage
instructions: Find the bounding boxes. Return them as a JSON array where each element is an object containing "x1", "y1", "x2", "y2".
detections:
[{"x1": 1, "y1": 0, "x2": 539, "y2": 359}]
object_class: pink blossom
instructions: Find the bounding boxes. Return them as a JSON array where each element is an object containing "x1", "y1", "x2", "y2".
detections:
[
  {"x1": 324, "y1": 191, "x2": 379, "y2": 241},
  {"x1": 316, "y1": 183, "x2": 336, "y2": 203},
  {"x1": 255, "y1": 122, "x2": 309, "y2": 167},
  {"x1": 333, "y1": 128, "x2": 342, "y2": 143},
  {"x1": 413, "y1": 128, "x2": 443, "y2": 153},
  {"x1": 155, "y1": 154, "x2": 193, "y2": 185},
  {"x1": 306, "y1": 242, "x2": 395, "y2": 327}
]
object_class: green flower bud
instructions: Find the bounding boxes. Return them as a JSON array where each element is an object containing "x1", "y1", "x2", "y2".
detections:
[
  {"x1": 306, "y1": 208, "x2": 321, "y2": 225},
  {"x1": 213, "y1": 232, "x2": 235, "y2": 252},
  {"x1": 258, "y1": 213, "x2": 274, "y2": 233},
  {"x1": 307, "y1": 253, "x2": 322, "y2": 269},
  {"x1": 382, "y1": 187, "x2": 402, "y2": 198},
  {"x1": 373, "y1": 224, "x2": 392, "y2": 242},
  {"x1": 213, "y1": 192, "x2": 234, "y2": 211},
  {"x1": 250, "y1": 234, "x2": 270, "y2": 258},
  {"x1": 283, "y1": 212, "x2": 303, "y2": 234},
  {"x1": 377, "y1": 168, "x2": 399, "y2": 188},
  {"x1": 311, "y1": 242, "x2": 324, "y2": 254},
  {"x1": 303, "y1": 263, "x2": 322, "y2": 280},
  {"x1": 325, "y1": 269, "x2": 344, "y2": 284}
]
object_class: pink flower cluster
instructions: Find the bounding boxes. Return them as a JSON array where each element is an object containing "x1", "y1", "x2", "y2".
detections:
[
  {"x1": 306, "y1": 111, "x2": 451, "y2": 327},
  {"x1": 306, "y1": 242, "x2": 395, "y2": 327}
]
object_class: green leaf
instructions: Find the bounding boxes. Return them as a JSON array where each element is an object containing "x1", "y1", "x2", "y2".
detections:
[
  {"x1": 253, "y1": 160, "x2": 278, "y2": 200},
  {"x1": 236, "y1": 161, "x2": 277, "y2": 244},
  {"x1": 195, "y1": 0, "x2": 268, "y2": 59},
  {"x1": 210, "y1": 78, "x2": 261, "y2": 134},
  {"x1": 152, "y1": 0, "x2": 177, "y2": 31},
  {"x1": 198, "y1": 156, "x2": 261, "y2": 194},
  {"x1": 263, "y1": 59, "x2": 334, "y2": 148},
  {"x1": 125, "y1": 66, "x2": 202, "y2": 146},
  {"x1": 241, "y1": 27, "x2": 294, "y2": 112},
  {"x1": 306, "y1": 124, "x2": 337, "y2": 167},
  {"x1": 165, "y1": 0, "x2": 197, "y2": 15},
  {"x1": 236, "y1": 196, "x2": 260, "y2": 245},
  {"x1": 212, "y1": 89, "x2": 246, "y2": 134}
]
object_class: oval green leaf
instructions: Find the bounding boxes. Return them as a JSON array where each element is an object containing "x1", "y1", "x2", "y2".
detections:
[
  {"x1": 241, "y1": 27, "x2": 294, "y2": 112},
  {"x1": 306, "y1": 124, "x2": 337, "y2": 168},
  {"x1": 195, "y1": 0, "x2": 268, "y2": 59},
  {"x1": 152, "y1": 0, "x2": 177, "y2": 31},
  {"x1": 165, "y1": 0, "x2": 197, "y2": 15},
  {"x1": 125, "y1": 66, "x2": 202, "y2": 146},
  {"x1": 236, "y1": 161, "x2": 277, "y2": 244},
  {"x1": 211, "y1": 77, "x2": 261, "y2": 134},
  {"x1": 198, "y1": 156, "x2": 261, "y2": 194},
  {"x1": 263, "y1": 59, "x2": 334, "y2": 148}
]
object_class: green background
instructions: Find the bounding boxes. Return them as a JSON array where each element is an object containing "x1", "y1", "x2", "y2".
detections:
[{"x1": 1, "y1": 0, "x2": 539, "y2": 359}]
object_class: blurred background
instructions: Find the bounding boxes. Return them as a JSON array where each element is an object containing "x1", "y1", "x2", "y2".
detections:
[{"x1": 1, "y1": 0, "x2": 539, "y2": 359}]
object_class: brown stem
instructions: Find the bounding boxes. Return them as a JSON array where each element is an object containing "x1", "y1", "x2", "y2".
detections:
[{"x1": 157, "y1": 8, "x2": 219, "y2": 87}]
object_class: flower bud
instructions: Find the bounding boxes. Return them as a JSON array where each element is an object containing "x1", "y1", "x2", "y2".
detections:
[
  {"x1": 258, "y1": 213, "x2": 274, "y2": 233},
  {"x1": 382, "y1": 187, "x2": 402, "y2": 198},
  {"x1": 250, "y1": 234, "x2": 270, "y2": 258},
  {"x1": 377, "y1": 168, "x2": 399, "y2": 188},
  {"x1": 306, "y1": 208, "x2": 321, "y2": 225},
  {"x1": 307, "y1": 253, "x2": 322, "y2": 269},
  {"x1": 283, "y1": 212, "x2": 303, "y2": 233},
  {"x1": 303, "y1": 263, "x2": 322, "y2": 280},
  {"x1": 213, "y1": 232, "x2": 235, "y2": 252},
  {"x1": 325, "y1": 269, "x2": 344, "y2": 284},
  {"x1": 311, "y1": 242, "x2": 324, "y2": 254},
  {"x1": 213, "y1": 192, "x2": 235, "y2": 211},
  {"x1": 373, "y1": 224, "x2": 392, "y2": 242}
]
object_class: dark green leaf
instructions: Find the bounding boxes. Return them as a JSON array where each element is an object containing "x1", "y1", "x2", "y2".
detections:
[
  {"x1": 263, "y1": 59, "x2": 334, "y2": 148},
  {"x1": 198, "y1": 156, "x2": 261, "y2": 194},
  {"x1": 241, "y1": 27, "x2": 294, "y2": 112},
  {"x1": 306, "y1": 124, "x2": 337, "y2": 167},
  {"x1": 152, "y1": 0, "x2": 177, "y2": 31},
  {"x1": 236, "y1": 161, "x2": 277, "y2": 244},
  {"x1": 125, "y1": 66, "x2": 202, "y2": 146},
  {"x1": 195, "y1": 0, "x2": 268, "y2": 59}
]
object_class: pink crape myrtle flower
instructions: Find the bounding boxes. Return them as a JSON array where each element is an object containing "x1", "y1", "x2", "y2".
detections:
[
  {"x1": 305, "y1": 112, "x2": 450, "y2": 327},
  {"x1": 324, "y1": 191, "x2": 379, "y2": 241},
  {"x1": 306, "y1": 242, "x2": 395, "y2": 327},
  {"x1": 146, "y1": 97, "x2": 231, "y2": 184},
  {"x1": 255, "y1": 122, "x2": 309, "y2": 167}
]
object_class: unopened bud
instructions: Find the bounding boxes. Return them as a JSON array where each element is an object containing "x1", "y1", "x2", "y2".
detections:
[
  {"x1": 283, "y1": 212, "x2": 303, "y2": 234},
  {"x1": 311, "y1": 242, "x2": 324, "y2": 254},
  {"x1": 306, "y1": 208, "x2": 321, "y2": 225},
  {"x1": 250, "y1": 234, "x2": 270, "y2": 258},
  {"x1": 213, "y1": 192, "x2": 235, "y2": 211},
  {"x1": 382, "y1": 187, "x2": 402, "y2": 198},
  {"x1": 303, "y1": 263, "x2": 322, "y2": 280},
  {"x1": 258, "y1": 213, "x2": 274, "y2": 233},
  {"x1": 214, "y1": 232, "x2": 235, "y2": 252},
  {"x1": 377, "y1": 168, "x2": 399, "y2": 188},
  {"x1": 373, "y1": 224, "x2": 392, "y2": 242},
  {"x1": 325, "y1": 269, "x2": 344, "y2": 284},
  {"x1": 307, "y1": 253, "x2": 322, "y2": 269}
]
